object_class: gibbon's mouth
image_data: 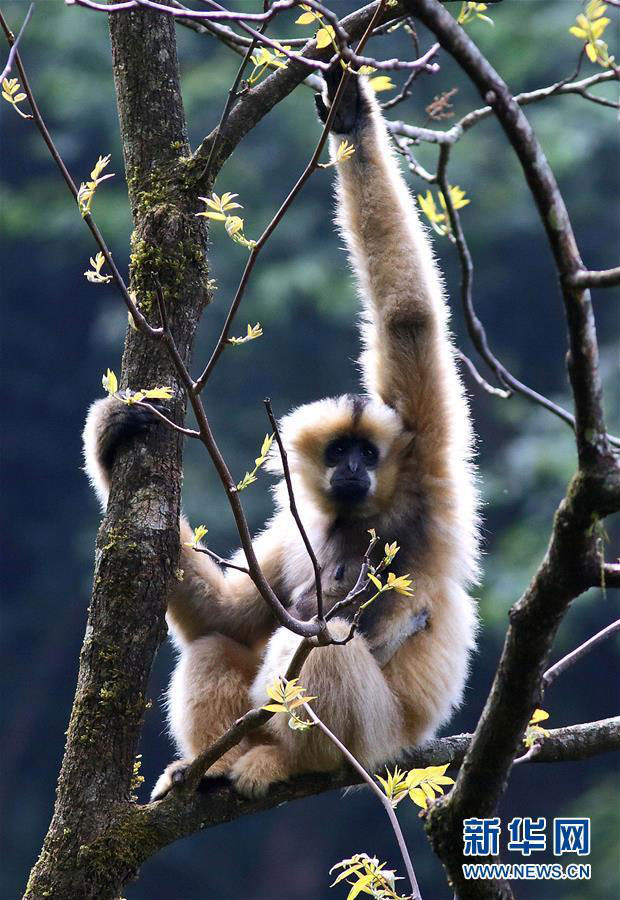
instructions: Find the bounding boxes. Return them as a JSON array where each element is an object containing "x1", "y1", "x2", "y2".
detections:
[{"x1": 330, "y1": 474, "x2": 371, "y2": 505}]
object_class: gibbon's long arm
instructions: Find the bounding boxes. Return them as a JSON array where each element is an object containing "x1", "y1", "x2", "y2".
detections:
[
  {"x1": 82, "y1": 397, "x2": 282, "y2": 646},
  {"x1": 325, "y1": 78, "x2": 460, "y2": 455}
]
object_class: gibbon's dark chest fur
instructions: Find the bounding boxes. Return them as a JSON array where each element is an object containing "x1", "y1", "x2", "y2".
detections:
[{"x1": 289, "y1": 508, "x2": 428, "y2": 640}]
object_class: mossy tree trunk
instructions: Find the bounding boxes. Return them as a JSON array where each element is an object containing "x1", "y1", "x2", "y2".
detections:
[{"x1": 24, "y1": 8, "x2": 210, "y2": 899}]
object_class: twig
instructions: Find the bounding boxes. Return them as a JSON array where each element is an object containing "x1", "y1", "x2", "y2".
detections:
[
  {"x1": 171, "y1": 0, "x2": 309, "y2": 48},
  {"x1": 193, "y1": 546, "x2": 250, "y2": 575},
  {"x1": 0, "y1": 10, "x2": 160, "y2": 339},
  {"x1": 380, "y1": 18, "x2": 423, "y2": 112},
  {"x1": 569, "y1": 266, "x2": 620, "y2": 289},
  {"x1": 71, "y1": 0, "x2": 440, "y2": 75},
  {"x1": 134, "y1": 400, "x2": 201, "y2": 438},
  {"x1": 436, "y1": 144, "x2": 597, "y2": 434},
  {"x1": 153, "y1": 287, "x2": 327, "y2": 640},
  {"x1": 264, "y1": 399, "x2": 324, "y2": 622},
  {"x1": 456, "y1": 350, "x2": 511, "y2": 399},
  {"x1": 197, "y1": 13, "x2": 267, "y2": 185},
  {"x1": 388, "y1": 69, "x2": 619, "y2": 145},
  {"x1": 182, "y1": 636, "x2": 315, "y2": 790},
  {"x1": 0, "y1": 1, "x2": 33, "y2": 83},
  {"x1": 193, "y1": 0, "x2": 389, "y2": 392},
  {"x1": 543, "y1": 618, "x2": 620, "y2": 690},
  {"x1": 512, "y1": 742, "x2": 543, "y2": 766},
  {"x1": 303, "y1": 702, "x2": 422, "y2": 900}
]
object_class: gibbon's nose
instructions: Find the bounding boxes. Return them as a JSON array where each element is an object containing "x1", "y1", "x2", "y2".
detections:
[{"x1": 347, "y1": 458, "x2": 359, "y2": 473}]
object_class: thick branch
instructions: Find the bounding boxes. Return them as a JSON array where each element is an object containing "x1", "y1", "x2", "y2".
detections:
[
  {"x1": 401, "y1": 2, "x2": 620, "y2": 896},
  {"x1": 189, "y1": 1, "x2": 404, "y2": 186},
  {"x1": 84, "y1": 717, "x2": 619, "y2": 893}
]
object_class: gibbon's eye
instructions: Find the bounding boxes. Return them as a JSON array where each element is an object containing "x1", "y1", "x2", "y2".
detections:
[
  {"x1": 360, "y1": 440, "x2": 379, "y2": 468},
  {"x1": 324, "y1": 439, "x2": 349, "y2": 467}
]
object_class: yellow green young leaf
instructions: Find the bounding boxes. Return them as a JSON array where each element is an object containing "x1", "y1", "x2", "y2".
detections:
[
  {"x1": 229, "y1": 322, "x2": 263, "y2": 346},
  {"x1": 315, "y1": 25, "x2": 335, "y2": 49},
  {"x1": 356, "y1": 65, "x2": 377, "y2": 75},
  {"x1": 102, "y1": 368, "x2": 118, "y2": 395},
  {"x1": 77, "y1": 154, "x2": 114, "y2": 217},
  {"x1": 262, "y1": 703, "x2": 288, "y2": 713},
  {"x1": 295, "y1": 10, "x2": 318, "y2": 25},
  {"x1": 194, "y1": 525, "x2": 208, "y2": 543},
  {"x1": 524, "y1": 708, "x2": 551, "y2": 748},
  {"x1": 406, "y1": 763, "x2": 455, "y2": 809},
  {"x1": 457, "y1": 2, "x2": 494, "y2": 27},
  {"x1": 368, "y1": 75, "x2": 395, "y2": 93},
  {"x1": 84, "y1": 251, "x2": 113, "y2": 284},
  {"x1": 569, "y1": 1, "x2": 614, "y2": 67},
  {"x1": 384, "y1": 541, "x2": 400, "y2": 564},
  {"x1": 367, "y1": 572, "x2": 383, "y2": 592},
  {"x1": 386, "y1": 572, "x2": 414, "y2": 596},
  {"x1": 2, "y1": 77, "x2": 31, "y2": 118},
  {"x1": 141, "y1": 386, "x2": 174, "y2": 401}
]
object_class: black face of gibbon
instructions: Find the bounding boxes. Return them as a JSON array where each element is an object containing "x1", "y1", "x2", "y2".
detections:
[{"x1": 324, "y1": 436, "x2": 379, "y2": 505}]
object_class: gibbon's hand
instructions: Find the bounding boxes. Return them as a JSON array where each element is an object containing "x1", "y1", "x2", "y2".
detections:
[
  {"x1": 97, "y1": 397, "x2": 168, "y2": 473},
  {"x1": 314, "y1": 63, "x2": 371, "y2": 134}
]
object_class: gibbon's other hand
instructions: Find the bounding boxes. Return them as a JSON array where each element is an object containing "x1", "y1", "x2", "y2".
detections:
[
  {"x1": 97, "y1": 397, "x2": 167, "y2": 474},
  {"x1": 314, "y1": 63, "x2": 370, "y2": 134}
]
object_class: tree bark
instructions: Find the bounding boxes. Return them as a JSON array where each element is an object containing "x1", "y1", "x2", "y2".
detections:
[{"x1": 24, "y1": 8, "x2": 209, "y2": 899}]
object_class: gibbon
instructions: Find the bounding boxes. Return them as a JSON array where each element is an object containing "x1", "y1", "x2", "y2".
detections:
[{"x1": 83, "y1": 70, "x2": 480, "y2": 801}]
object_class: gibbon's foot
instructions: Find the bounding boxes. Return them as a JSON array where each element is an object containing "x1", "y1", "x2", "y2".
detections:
[
  {"x1": 150, "y1": 755, "x2": 233, "y2": 801},
  {"x1": 150, "y1": 758, "x2": 191, "y2": 802},
  {"x1": 230, "y1": 745, "x2": 290, "y2": 799},
  {"x1": 314, "y1": 62, "x2": 371, "y2": 134},
  {"x1": 98, "y1": 397, "x2": 167, "y2": 472}
]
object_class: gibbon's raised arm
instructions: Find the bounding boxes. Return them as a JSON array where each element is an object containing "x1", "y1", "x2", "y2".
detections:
[{"x1": 321, "y1": 76, "x2": 461, "y2": 451}]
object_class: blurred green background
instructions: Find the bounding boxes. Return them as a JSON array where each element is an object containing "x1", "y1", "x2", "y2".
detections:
[{"x1": 1, "y1": 1, "x2": 618, "y2": 897}]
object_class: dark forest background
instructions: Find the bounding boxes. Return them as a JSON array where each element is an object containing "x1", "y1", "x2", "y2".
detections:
[{"x1": 1, "y1": 1, "x2": 618, "y2": 897}]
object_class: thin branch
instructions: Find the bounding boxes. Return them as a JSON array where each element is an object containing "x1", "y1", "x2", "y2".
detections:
[
  {"x1": 436, "y1": 144, "x2": 601, "y2": 436},
  {"x1": 0, "y1": 1, "x2": 33, "y2": 83},
  {"x1": 456, "y1": 350, "x2": 511, "y2": 399},
  {"x1": 193, "y1": 1, "x2": 389, "y2": 392},
  {"x1": 153, "y1": 288, "x2": 327, "y2": 640},
  {"x1": 134, "y1": 400, "x2": 201, "y2": 438},
  {"x1": 379, "y1": 18, "x2": 423, "y2": 112},
  {"x1": 569, "y1": 266, "x2": 620, "y2": 289},
  {"x1": 193, "y1": 546, "x2": 250, "y2": 575},
  {"x1": 196, "y1": 14, "x2": 266, "y2": 186},
  {"x1": 171, "y1": 0, "x2": 309, "y2": 48},
  {"x1": 265, "y1": 399, "x2": 324, "y2": 622},
  {"x1": 601, "y1": 562, "x2": 620, "y2": 587},
  {"x1": 543, "y1": 618, "x2": 620, "y2": 690},
  {"x1": 303, "y1": 702, "x2": 422, "y2": 900},
  {"x1": 0, "y1": 10, "x2": 160, "y2": 339},
  {"x1": 389, "y1": 69, "x2": 619, "y2": 146}
]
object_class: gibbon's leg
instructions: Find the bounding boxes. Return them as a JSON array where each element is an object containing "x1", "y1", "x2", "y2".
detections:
[
  {"x1": 230, "y1": 620, "x2": 404, "y2": 798},
  {"x1": 151, "y1": 633, "x2": 261, "y2": 801}
]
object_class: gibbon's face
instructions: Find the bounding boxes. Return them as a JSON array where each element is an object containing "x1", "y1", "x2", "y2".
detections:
[
  {"x1": 274, "y1": 395, "x2": 409, "y2": 518},
  {"x1": 324, "y1": 435, "x2": 379, "y2": 506}
]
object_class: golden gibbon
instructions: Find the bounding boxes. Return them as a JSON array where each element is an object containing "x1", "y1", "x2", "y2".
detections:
[{"x1": 83, "y1": 70, "x2": 480, "y2": 800}]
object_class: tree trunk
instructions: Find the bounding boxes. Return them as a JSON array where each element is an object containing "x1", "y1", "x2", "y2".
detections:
[{"x1": 24, "y1": 8, "x2": 210, "y2": 898}]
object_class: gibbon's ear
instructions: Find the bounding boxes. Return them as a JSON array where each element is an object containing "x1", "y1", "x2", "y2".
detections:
[{"x1": 314, "y1": 63, "x2": 371, "y2": 134}]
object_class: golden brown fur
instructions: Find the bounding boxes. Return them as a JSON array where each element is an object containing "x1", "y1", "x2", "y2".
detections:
[{"x1": 84, "y1": 78, "x2": 480, "y2": 801}]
